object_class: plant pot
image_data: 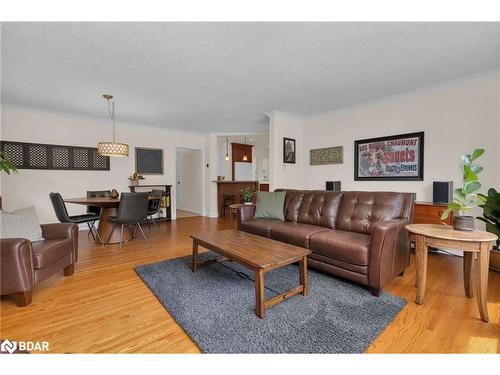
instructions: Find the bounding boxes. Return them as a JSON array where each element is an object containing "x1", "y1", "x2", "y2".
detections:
[
  {"x1": 130, "y1": 180, "x2": 139, "y2": 187},
  {"x1": 490, "y1": 248, "x2": 500, "y2": 273},
  {"x1": 244, "y1": 202, "x2": 253, "y2": 205},
  {"x1": 453, "y1": 215, "x2": 475, "y2": 231}
]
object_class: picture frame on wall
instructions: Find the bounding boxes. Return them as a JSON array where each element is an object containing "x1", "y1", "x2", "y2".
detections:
[
  {"x1": 135, "y1": 147, "x2": 164, "y2": 175},
  {"x1": 354, "y1": 131, "x2": 424, "y2": 181},
  {"x1": 283, "y1": 137, "x2": 296, "y2": 164}
]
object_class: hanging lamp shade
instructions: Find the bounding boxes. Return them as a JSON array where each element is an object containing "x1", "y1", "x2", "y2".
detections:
[
  {"x1": 224, "y1": 136, "x2": 230, "y2": 160},
  {"x1": 97, "y1": 141, "x2": 129, "y2": 157},
  {"x1": 98, "y1": 94, "x2": 129, "y2": 157}
]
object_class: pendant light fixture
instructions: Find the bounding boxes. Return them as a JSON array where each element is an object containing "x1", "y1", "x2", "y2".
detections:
[
  {"x1": 242, "y1": 136, "x2": 248, "y2": 161},
  {"x1": 97, "y1": 94, "x2": 129, "y2": 157},
  {"x1": 224, "y1": 137, "x2": 230, "y2": 160}
]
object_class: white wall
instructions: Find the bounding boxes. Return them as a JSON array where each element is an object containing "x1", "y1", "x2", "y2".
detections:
[
  {"x1": 302, "y1": 73, "x2": 500, "y2": 203},
  {"x1": 176, "y1": 148, "x2": 203, "y2": 214},
  {"x1": 268, "y1": 110, "x2": 305, "y2": 191},
  {"x1": 0, "y1": 105, "x2": 210, "y2": 223}
]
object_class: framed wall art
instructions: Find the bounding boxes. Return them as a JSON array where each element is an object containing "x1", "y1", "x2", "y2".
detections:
[
  {"x1": 310, "y1": 146, "x2": 343, "y2": 165},
  {"x1": 283, "y1": 137, "x2": 296, "y2": 164},
  {"x1": 135, "y1": 147, "x2": 164, "y2": 175},
  {"x1": 354, "y1": 132, "x2": 424, "y2": 181}
]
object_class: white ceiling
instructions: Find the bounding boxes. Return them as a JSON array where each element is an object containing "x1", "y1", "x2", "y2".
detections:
[{"x1": 2, "y1": 22, "x2": 499, "y2": 133}]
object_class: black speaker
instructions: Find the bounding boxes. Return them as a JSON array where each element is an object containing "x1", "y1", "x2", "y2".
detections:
[
  {"x1": 326, "y1": 181, "x2": 341, "y2": 191},
  {"x1": 433, "y1": 181, "x2": 453, "y2": 204}
]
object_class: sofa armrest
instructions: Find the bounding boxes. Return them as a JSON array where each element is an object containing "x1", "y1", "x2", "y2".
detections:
[
  {"x1": 368, "y1": 218, "x2": 409, "y2": 290},
  {"x1": 41, "y1": 223, "x2": 79, "y2": 262},
  {"x1": 0, "y1": 238, "x2": 35, "y2": 295},
  {"x1": 237, "y1": 205, "x2": 256, "y2": 228}
]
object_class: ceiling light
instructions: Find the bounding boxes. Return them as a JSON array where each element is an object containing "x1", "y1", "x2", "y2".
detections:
[{"x1": 97, "y1": 94, "x2": 129, "y2": 157}]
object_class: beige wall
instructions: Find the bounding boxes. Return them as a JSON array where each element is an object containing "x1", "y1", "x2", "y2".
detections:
[
  {"x1": 0, "y1": 105, "x2": 209, "y2": 223},
  {"x1": 267, "y1": 73, "x2": 500, "y2": 228}
]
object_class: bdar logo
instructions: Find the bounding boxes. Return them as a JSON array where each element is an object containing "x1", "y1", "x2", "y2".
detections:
[{"x1": 0, "y1": 339, "x2": 17, "y2": 354}]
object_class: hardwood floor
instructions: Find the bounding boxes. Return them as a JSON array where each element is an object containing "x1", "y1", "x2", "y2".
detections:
[{"x1": 1, "y1": 216, "x2": 499, "y2": 353}]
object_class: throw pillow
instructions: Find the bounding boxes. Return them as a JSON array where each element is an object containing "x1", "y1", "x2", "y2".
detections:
[
  {"x1": 253, "y1": 191, "x2": 286, "y2": 220},
  {"x1": 0, "y1": 206, "x2": 44, "y2": 242}
]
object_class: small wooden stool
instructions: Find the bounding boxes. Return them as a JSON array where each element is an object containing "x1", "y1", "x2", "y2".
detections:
[{"x1": 221, "y1": 194, "x2": 234, "y2": 218}]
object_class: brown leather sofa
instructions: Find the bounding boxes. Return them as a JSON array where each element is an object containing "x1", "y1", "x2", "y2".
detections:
[
  {"x1": 0, "y1": 223, "x2": 78, "y2": 306},
  {"x1": 237, "y1": 190, "x2": 415, "y2": 295}
]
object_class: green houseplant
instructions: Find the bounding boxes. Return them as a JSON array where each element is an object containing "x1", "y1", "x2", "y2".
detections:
[
  {"x1": 240, "y1": 187, "x2": 256, "y2": 204},
  {"x1": 477, "y1": 187, "x2": 500, "y2": 271},
  {"x1": 440, "y1": 148, "x2": 486, "y2": 231},
  {"x1": 0, "y1": 151, "x2": 18, "y2": 209}
]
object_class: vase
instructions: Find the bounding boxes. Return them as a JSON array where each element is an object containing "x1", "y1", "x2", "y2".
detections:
[
  {"x1": 130, "y1": 180, "x2": 139, "y2": 187},
  {"x1": 110, "y1": 189, "x2": 119, "y2": 199},
  {"x1": 453, "y1": 215, "x2": 475, "y2": 231}
]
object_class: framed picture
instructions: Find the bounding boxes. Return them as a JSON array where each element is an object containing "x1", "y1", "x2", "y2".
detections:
[
  {"x1": 283, "y1": 137, "x2": 296, "y2": 164},
  {"x1": 135, "y1": 147, "x2": 164, "y2": 175},
  {"x1": 310, "y1": 146, "x2": 343, "y2": 165},
  {"x1": 354, "y1": 132, "x2": 424, "y2": 181}
]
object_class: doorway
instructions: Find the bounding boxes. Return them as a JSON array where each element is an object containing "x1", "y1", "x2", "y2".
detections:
[{"x1": 175, "y1": 148, "x2": 203, "y2": 218}]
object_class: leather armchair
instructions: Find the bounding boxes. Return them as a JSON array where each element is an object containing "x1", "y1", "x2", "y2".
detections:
[{"x1": 0, "y1": 223, "x2": 78, "y2": 307}]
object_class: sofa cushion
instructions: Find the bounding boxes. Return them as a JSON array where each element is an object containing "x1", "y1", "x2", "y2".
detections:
[
  {"x1": 309, "y1": 230, "x2": 370, "y2": 266},
  {"x1": 297, "y1": 191, "x2": 343, "y2": 229},
  {"x1": 32, "y1": 238, "x2": 72, "y2": 269},
  {"x1": 336, "y1": 191, "x2": 404, "y2": 234},
  {"x1": 270, "y1": 222, "x2": 330, "y2": 248},
  {"x1": 239, "y1": 219, "x2": 283, "y2": 238},
  {"x1": 253, "y1": 191, "x2": 286, "y2": 220},
  {"x1": 283, "y1": 190, "x2": 305, "y2": 222}
]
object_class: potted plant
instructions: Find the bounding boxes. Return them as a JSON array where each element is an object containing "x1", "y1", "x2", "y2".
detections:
[
  {"x1": 440, "y1": 148, "x2": 486, "y2": 231},
  {"x1": 240, "y1": 187, "x2": 256, "y2": 205},
  {"x1": 477, "y1": 187, "x2": 500, "y2": 272},
  {"x1": 128, "y1": 172, "x2": 145, "y2": 186},
  {"x1": 0, "y1": 152, "x2": 18, "y2": 209}
]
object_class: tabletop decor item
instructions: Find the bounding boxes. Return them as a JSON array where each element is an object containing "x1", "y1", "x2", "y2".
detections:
[
  {"x1": 128, "y1": 172, "x2": 145, "y2": 186},
  {"x1": 310, "y1": 146, "x2": 343, "y2": 165},
  {"x1": 240, "y1": 186, "x2": 256, "y2": 204},
  {"x1": 283, "y1": 137, "x2": 296, "y2": 164},
  {"x1": 354, "y1": 132, "x2": 424, "y2": 181},
  {"x1": 441, "y1": 148, "x2": 485, "y2": 231},
  {"x1": 110, "y1": 189, "x2": 119, "y2": 199},
  {"x1": 477, "y1": 187, "x2": 500, "y2": 271}
]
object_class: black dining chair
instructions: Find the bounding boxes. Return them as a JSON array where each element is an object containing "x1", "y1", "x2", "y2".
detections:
[
  {"x1": 146, "y1": 189, "x2": 163, "y2": 234},
  {"x1": 49, "y1": 192, "x2": 104, "y2": 245},
  {"x1": 86, "y1": 190, "x2": 111, "y2": 240},
  {"x1": 106, "y1": 192, "x2": 149, "y2": 249}
]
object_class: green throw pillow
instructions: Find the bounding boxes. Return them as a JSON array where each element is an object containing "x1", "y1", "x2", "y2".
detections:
[{"x1": 253, "y1": 191, "x2": 286, "y2": 220}]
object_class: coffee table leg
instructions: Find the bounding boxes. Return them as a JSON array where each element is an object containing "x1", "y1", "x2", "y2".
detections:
[
  {"x1": 415, "y1": 234, "x2": 428, "y2": 305},
  {"x1": 463, "y1": 252, "x2": 475, "y2": 298},
  {"x1": 255, "y1": 269, "x2": 265, "y2": 319},
  {"x1": 476, "y1": 243, "x2": 490, "y2": 322},
  {"x1": 299, "y1": 256, "x2": 308, "y2": 296},
  {"x1": 192, "y1": 239, "x2": 199, "y2": 273}
]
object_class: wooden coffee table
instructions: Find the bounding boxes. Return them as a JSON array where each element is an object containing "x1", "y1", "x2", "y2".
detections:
[{"x1": 190, "y1": 229, "x2": 311, "y2": 319}]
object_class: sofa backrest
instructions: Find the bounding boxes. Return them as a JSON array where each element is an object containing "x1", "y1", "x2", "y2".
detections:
[
  {"x1": 276, "y1": 189, "x2": 343, "y2": 229},
  {"x1": 275, "y1": 189, "x2": 415, "y2": 234},
  {"x1": 336, "y1": 191, "x2": 412, "y2": 234}
]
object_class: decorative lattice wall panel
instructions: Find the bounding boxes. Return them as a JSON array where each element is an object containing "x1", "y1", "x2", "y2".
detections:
[{"x1": 0, "y1": 141, "x2": 110, "y2": 171}]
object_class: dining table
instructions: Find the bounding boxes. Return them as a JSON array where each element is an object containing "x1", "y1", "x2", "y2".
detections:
[{"x1": 64, "y1": 196, "x2": 153, "y2": 245}]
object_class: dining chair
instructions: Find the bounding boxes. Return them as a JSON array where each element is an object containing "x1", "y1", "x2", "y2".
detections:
[
  {"x1": 49, "y1": 192, "x2": 104, "y2": 245},
  {"x1": 146, "y1": 189, "x2": 163, "y2": 234},
  {"x1": 106, "y1": 192, "x2": 149, "y2": 249},
  {"x1": 86, "y1": 190, "x2": 111, "y2": 240}
]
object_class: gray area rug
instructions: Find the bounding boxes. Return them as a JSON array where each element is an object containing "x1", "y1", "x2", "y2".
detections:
[{"x1": 135, "y1": 253, "x2": 406, "y2": 353}]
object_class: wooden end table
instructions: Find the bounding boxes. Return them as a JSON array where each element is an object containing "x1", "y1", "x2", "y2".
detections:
[
  {"x1": 190, "y1": 229, "x2": 311, "y2": 319},
  {"x1": 405, "y1": 224, "x2": 498, "y2": 322}
]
